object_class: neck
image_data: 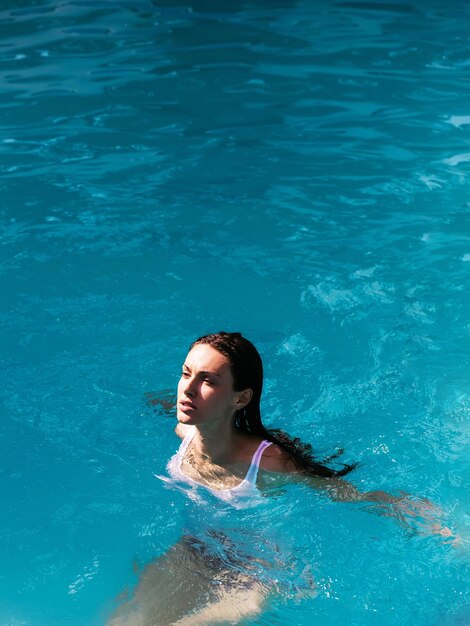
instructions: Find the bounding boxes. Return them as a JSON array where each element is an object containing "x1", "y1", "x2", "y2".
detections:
[{"x1": 191, "y1": 417, "x2": 239, "y2": 464}]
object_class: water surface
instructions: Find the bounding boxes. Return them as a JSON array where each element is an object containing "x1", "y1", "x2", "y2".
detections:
[{"x1": 1, "y1": 1, "x2": 469, "y2": 624}]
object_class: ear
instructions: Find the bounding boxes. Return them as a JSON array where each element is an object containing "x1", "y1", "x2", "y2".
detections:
[{"x1": 234, "y1": 388, "x2": 253, "y2": 410}]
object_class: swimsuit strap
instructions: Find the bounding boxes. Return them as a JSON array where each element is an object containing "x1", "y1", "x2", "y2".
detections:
[
  {"x1": 176, "y1": 427, "x2": 271, "y2": 489},
  {"x1": 177, "y1": 425, "x2": 196, "y2": 462},
  {"x1": 243, "y1": 440, "x2": 273, "y2": 486}
]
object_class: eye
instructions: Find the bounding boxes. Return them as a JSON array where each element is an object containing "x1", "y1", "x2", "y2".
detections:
[
  {"x1": 203, "y1": 377, "x2": 215, "y2": 385},
  {"x1": 181, "y1": 371, "x2": 190, "y2": 378}
]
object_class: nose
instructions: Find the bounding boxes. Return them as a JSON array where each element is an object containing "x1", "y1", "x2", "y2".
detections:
[{"x1": 183, "y1": 376, "x2": 197, "y2": 398}]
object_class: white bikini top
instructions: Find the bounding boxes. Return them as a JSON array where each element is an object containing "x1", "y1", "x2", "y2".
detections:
[{"x1": 164, "y1": 426, "x2": 272, "y2": 507}]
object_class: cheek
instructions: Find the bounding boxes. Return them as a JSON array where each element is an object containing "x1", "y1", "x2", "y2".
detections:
[
  {"x1": 206, "y1": 387, "x2": 232, "y2": 407},
  {"x1": 197, "y1": 386, "x2": 218, "y2": 405}
]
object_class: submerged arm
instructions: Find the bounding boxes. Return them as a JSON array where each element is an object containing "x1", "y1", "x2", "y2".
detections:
[
  {"x1": 306, "y1": 474, "x2": 397, "y2": 503},
  {"x1": 260, "y1": 445, "x2": 392, "y2": 502},
  {"x1": 144, "y1": 389, "x2": 176, "y2": 413},
  {"x1": 260, "y1": 447, "x2": 457, "y2": 543},
  {"x1": 304, "y1": 474, "x2": 457, "y2": 543}
]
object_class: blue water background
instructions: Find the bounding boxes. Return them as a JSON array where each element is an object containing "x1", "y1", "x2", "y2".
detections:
[{"x1": 1, "y1": 0, "x2": 469, "y2": 624}]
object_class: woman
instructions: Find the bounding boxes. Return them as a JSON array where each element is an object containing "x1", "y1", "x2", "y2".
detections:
[
  {"x1": 170, "y1": 331, "x2": 389, "y2": 503},
  {"x1": 109, "y1": 331, "x2": 453, "y2": 625}
]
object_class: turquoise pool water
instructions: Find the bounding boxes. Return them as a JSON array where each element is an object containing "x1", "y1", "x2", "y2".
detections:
[{"x1": 1, "y1": 0, "x2": 469, "y2": 624}]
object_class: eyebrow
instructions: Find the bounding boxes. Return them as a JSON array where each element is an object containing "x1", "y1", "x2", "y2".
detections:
[{"x1": 182, "y1": 364, "x2": 221, "y2": 377}]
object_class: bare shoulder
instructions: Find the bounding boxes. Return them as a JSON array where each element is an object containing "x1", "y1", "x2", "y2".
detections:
[
  {"x1": 259, "y1": 443, "x2": 298, "y2": 473},
  {"x1": 175, "y1": 422, "x2": 192, "y2": 439}
]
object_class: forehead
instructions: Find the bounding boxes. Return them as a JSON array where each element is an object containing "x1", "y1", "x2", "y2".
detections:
[{"x1": 184, "y1": 343, "x2": 232, "y2": 375}]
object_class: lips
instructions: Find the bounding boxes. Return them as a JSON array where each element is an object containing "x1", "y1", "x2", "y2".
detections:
[{"x1": 179, "y1": 400, "x2": 197, "y2": 412}]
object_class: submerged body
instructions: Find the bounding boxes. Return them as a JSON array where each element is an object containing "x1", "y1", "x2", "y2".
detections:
[{"x1": 108, "y1": 332, "x2": 455, "y2": 626}]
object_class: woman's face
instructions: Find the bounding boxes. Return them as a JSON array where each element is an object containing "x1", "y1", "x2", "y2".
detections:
[{"x1": 177, "y1": 343, "x2": 247, "y2": 427}]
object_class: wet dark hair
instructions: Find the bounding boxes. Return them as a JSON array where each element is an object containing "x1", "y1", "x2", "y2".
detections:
[{"x1": 190, "y1": 331, "x2": 357, "y2": 478}]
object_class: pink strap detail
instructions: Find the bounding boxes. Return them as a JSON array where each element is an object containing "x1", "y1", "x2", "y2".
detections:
[
  {"x1": 244, "y1": 440, "x2": 272, "y2": 485},
  {"x1": 175, "y1": 428, "x2": 271, "y2": 490}
]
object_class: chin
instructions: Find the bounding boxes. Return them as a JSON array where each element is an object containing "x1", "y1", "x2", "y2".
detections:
[{"x1": 177, "y1": 410, "x2": 198, "y2": 424}]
